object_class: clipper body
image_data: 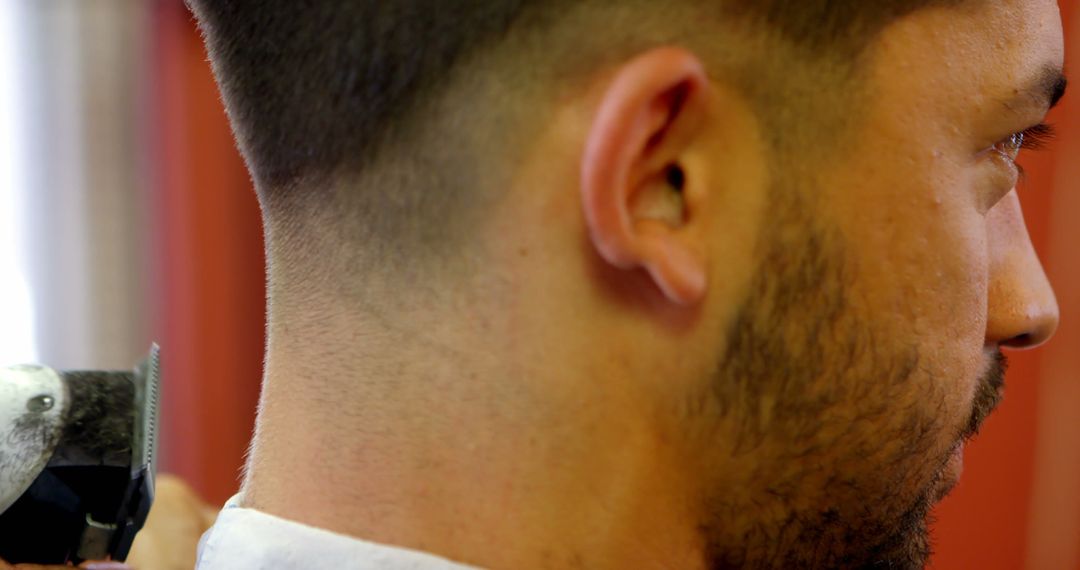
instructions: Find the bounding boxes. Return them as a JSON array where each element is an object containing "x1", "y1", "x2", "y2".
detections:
[{"x1": 0, "y1": 346, "x2": 160, "y2": 564}]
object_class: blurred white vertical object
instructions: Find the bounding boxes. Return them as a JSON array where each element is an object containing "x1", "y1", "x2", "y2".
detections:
[
  {"x1": 11, "y1": 1, "x2": 151, "y2": 369},
  {"x1": 0, "y1": 0, "x2": 38, "y2": 366}
]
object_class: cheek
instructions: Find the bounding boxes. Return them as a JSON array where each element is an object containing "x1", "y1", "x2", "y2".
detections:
[
  {"x1": 904, "y1": 207, "x2": 988, "y2": 418},
  {"x1": 826, "y1": 166, "x2": 990, "y2": 427}
]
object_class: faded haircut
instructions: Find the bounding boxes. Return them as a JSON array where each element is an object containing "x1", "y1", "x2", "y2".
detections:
[{"x1": 188, "y1": 0, "x2": 965, "y2": 284}]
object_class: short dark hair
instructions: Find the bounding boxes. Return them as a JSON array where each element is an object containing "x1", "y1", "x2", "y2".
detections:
[{"x1": 188, "y1": 0, "x2": 963, "y2": 284}]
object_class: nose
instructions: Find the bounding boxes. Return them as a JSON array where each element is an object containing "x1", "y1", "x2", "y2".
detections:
[{"x1": 985, "y1": 193, "x2": 1059, "y2": 349}]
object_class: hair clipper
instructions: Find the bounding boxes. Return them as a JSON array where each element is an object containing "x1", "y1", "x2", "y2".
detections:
[{"x1": 0, "y1": 345, "x2": 161, "y2": 565}]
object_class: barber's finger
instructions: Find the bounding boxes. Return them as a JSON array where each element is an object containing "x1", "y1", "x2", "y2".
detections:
[{"x1": 80, "y1": 563, "x2": 132, "y2": 570}]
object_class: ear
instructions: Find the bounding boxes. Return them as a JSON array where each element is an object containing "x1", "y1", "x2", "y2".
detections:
[{"x1": 581, "y1": 47, "x2": 711, "y2": 306}]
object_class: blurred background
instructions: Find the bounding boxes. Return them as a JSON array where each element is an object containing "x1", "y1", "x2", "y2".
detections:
[{"x1": 0, "y1": 1, "x2": 1075, "y2": 568}]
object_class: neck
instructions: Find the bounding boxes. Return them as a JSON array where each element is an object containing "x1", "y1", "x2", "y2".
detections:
[{"x1": 240, "y1": 301, "x2": 705, "y2": 569}]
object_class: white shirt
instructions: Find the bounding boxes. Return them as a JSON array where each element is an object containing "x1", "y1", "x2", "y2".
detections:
[{"x1": 196, "y1": 496, "x2": 481, "y2": 570}]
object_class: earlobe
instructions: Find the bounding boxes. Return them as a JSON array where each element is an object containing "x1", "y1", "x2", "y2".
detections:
[
  {"x1": 581, "y1": 47, "x2": 710, "y2": 306},
  {"x1": 635, "y1": 220, "x2": 707, "y2": 304}
]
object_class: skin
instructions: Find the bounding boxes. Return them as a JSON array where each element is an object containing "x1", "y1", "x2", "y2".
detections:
[
  {"x1": 242, "y1": 0, "x2": 1063, "y2": 568},
  {"x1": 125, "y1": 476, "x2": 218, "y2": 570}
]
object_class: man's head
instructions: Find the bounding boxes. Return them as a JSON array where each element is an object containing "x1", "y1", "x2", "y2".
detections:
[
  {"x1": 191, "y1": 1, "x2": 1064, "y2": 568},
  {"x1": 189, "y1": 0, "x2": 977, "y2": 282}
]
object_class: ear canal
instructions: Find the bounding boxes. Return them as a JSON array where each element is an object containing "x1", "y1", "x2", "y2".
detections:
[{"x1": 666, "y1": 165, "x2": 686, "y2": 193}]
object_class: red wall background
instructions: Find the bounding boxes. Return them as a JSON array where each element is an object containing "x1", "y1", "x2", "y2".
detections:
[
  {"x1": 148, "y1": 2, "x2": 1080, "y2": 567},
  {"x1": 150, "y1": 1, "x2": 265, "y2": 505}
]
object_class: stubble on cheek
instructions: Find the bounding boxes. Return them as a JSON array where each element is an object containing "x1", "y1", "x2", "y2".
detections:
[{"x1": 689, "y1": 197, "x2": 956, "y2": 568}]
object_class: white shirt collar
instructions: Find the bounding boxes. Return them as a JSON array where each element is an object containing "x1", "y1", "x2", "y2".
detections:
[{"x1": 196, "y1": 495, "x2": 482, "y2": 570}]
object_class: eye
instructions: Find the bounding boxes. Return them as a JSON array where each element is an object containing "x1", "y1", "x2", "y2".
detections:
[
  {"x1": 994, "y1": 132, "x2": 1026, "y2": 160},
  {"x1": 993, "y1": 123, "x2": 1057, "y2": 163}
]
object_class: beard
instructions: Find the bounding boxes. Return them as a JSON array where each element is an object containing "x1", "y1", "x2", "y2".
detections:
[{"x1": 696, "y1": 191, "x2": 1007, "y2": 570}]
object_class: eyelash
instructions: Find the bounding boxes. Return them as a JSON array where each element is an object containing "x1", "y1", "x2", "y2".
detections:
[
  {"x1": 1017, "y1": 123, "x2": 1057, "y2": 151},
  {"x1": 995, "y1": 123, "x2": 1057, "y2": 179}
]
